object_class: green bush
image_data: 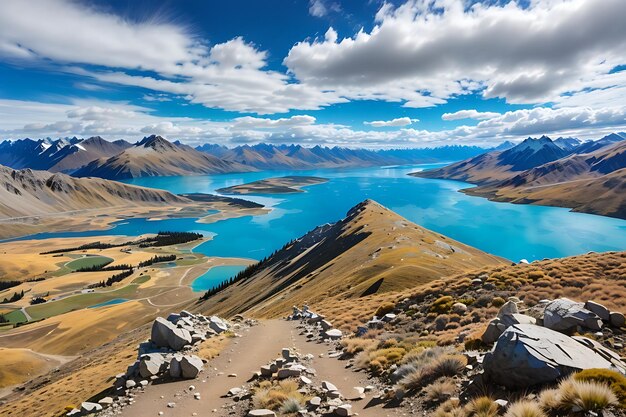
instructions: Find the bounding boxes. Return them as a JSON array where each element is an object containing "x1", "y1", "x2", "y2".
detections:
[{"x1": 431, "y1": 296, "x2": 454, "y2": 314}]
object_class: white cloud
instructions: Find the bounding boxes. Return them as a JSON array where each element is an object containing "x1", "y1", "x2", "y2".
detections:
[
  {"x1": 285, "y1": 0, "x2": 626, "y2": 108},
  {"x1": 308, "y1": 0, "x2": 340, "y2": 18},
  {"x1": 2, "y1": 99, "x2": 625, "y2": 149},
  {"x1": 364, "y1": 117, "x2": 418, "y2": 127},
  {"x1": 442, "y1": 109, "x2": 500, "y2": 121}
]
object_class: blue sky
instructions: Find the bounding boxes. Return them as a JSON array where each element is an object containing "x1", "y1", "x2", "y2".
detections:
[{"x1": 0, "y1": 0, "x2": 624, "y2": 147}]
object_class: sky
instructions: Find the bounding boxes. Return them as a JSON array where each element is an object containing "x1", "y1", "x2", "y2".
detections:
[{"x1": 0, "y1": 0, "x2": 625, "y2": 148}]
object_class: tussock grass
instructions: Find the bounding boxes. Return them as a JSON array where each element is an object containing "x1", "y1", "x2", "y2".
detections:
[
  {"x1": 574, "y1": 368, "x2": 626, "y2": 408},
  {"x1": 252, "y1": 379, "x2": 305, "y2": 411},
  {"x1": 504, "y1": 400, "x2": 547, "y2": 417},
  {"x1": 424, "y1": 380, "x2": 457, "y2": 403},
  {"x1": 465, "y1": 396, "x2": 499, "y2": 417}
]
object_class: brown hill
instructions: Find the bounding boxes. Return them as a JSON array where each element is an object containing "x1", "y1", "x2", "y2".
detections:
[
  {"x1": 47, "y1": 136, "x2": 131, "y2": 173},
  {"x1": 413, "y1": 136, "x2": 571, "y2": 185},
  {"x1": 198, "y1": 199, "x2": 505, "y2": 318},
  {"x1": 464, "y1": 141, "x2": 626, "y2": 219},
  {"x1": 0, "y1": 164, "x2": 190, "y2": 219},
  {"x1": 74, "y1": 135, "x2": 252, "y2": 180}
]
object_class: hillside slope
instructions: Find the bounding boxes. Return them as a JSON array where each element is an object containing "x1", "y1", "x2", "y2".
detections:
[
  {"x1": 74, "y1": 135, "x2": 251, "y2": 180},
  {"x1": 198, "y1": 199, "x2": 505, "y2": 318},
  {"x1": 463, "y1": 140, "x2": 626, "y2": 219},
  {"x1": 0, "y1": 164, "x2": 191, "y2": 219},
  {"x1": 413, "y1": 136, "x2": 571, "y2": 185}
]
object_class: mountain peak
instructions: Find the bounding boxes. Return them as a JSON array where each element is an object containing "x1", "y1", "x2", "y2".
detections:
[{"x1": 138, "y1": 135, "x2": 174, "y2": 150}]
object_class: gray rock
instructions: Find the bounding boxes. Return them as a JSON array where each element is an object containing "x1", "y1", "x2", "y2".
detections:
[
  {"x1": 482, "y1": 314, "x2": 536, "y2": 344},
  {"x1": 497, "y1": 300, "x2": 519, "y2": 317},
  {"x1": 322, "y1": 381, "x2": 338, "y2": 392},
  {"x1": 180, "y1": 355, "x2": 204, "y2": 379},
  {"x1": 125, "y1": 380, "x2": 136, "y2": 389},
  {"x1": 169, "y1": 355, "x2": 182, "y2": 378},
  {"x1": 585, "y1": 301, "x2": 610, "y2": 321},
  {"x1": 610, "y1": 311, "x2": 625, "y2": 328},
  {"x1": 139, "y1": 353, "x2": 167, "y2": 378},
  {"x1": 308, "y1": 396, "x2": 321, "y2": 407},
  {"x1": 382, "y1": 313, "x2": 396, "y2": 322},
  {"x1": 572, "y1": 336, "x2": 626, "y2": 374},
  {"x1": 209, "y1": 316, "x2": 228, "y2": 334},
  {"x1": 336, "y1": 404, "x2": 352, "y2": 416},
  {"x1": 151, "y1": 317, "x2": 192, "y2": 351},
  {"x1": 543, "y1": 298, "x2": 603, "y2": 332},
  {"x1": 180, "y1": 310, "x2": 195, "y2": 318},
  {"x1": 320, "y1": 320, "x2": 333, "y2": 331},
  {"x1": 483, "y1": 324, "x2": 614, "y2": 388},
  {"x1": 98, "y1": 397, "x2": 114, "y2": 406}
]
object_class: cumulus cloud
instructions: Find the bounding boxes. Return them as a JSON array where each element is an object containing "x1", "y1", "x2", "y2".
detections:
[
  {"x1": 308, "y1": 0, "x2": 340, "y2": 18},
  {"x1": 441, "y1": 110, "x2": 500, "y2": 121},
  {"x1": 3, "y1": 99, "x2": 625, "y2": 149},
  {"x1": 364, "y1": 117, "x2": 418, "y2": 127},
  {"x1": 285, "y1": 0, "x2": 626, "y2": 108}
]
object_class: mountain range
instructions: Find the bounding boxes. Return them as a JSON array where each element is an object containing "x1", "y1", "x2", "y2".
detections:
[
  {"x1": 0, "y1": 135, "x2": 509, "y2": 180},
  {"x1": 414, "y1": 133, "x2": 626, "y2": 219}
]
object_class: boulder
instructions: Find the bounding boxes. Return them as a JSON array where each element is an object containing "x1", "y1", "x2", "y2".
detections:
[
  {"x1": 610, "y1": 312, "x2": 625, "y2": 328},
  {"x1": 543, "y1": 298, "x2": 602, "y2": 332},
  {"x1": 572, "y1": 336, "x2": 626, "y2": 374},
  {"x1": 324, "y1": 329, "x2": 342, "y2": 340},
  {"x1": 180, "y1": 355, "x2": 204, "y2": 379},
  {"x1": 209, "y1": 316, "x2": 228, "y2": 334},
  {"x1": 481, "y1": 314, "x2": 536, "y2": 344},
  {"x1": 80, "y1": 402, "x2": 102, "y2": 413},
  {"x1": 139, "y1": 353, "x2": 167, "y2": 378},
  {"x1": 382, "y1": 313, "x2": 396, "y2": 322},
  {"x1": 98, "y1": 397, "x2": 114, "y2": 406},
  {"x1": 169, "y1": 355, "x2": 182, "y2": 378},
  {"x1": 308, "y1": 396, "x2": 321, "y2": 407},
  {"x1": 151, "y1": 317, "x2": 192, "y2": 351},
  {"x1": 584, "y1": 301, "x2": 610, "y2": 321},
  {"x1": 247, "y1": 409, "x2": 276, "y2": 417},
  {"x1": 483, "y1": 324, "x2": 614, "y2": 388},
  {"x1": 320, "y1": 320, "x2": 333, "y2": 331},
  {"x1": 452, "y1": 302, "x2": 468, "y2": 314},
  {"x1": 277, "y1": 368, "x2": 301, "y2": 379},
  {"x1": 322, "y1": 381, "x2": 338, "y2": 392},
  {"x1": 336, "y1": 404, "x2": 352, "y2": 416},
  {"x1": 497, "y1": 300, "x2": 519, "y2": 317},
  {"x1": 180, "y1": 310, "x2": 195, "y2": 318}
]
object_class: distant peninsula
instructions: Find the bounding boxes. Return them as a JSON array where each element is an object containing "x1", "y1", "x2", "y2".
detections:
[{"x1": 217, "y1": 176, "x2": 329, "y2": 195}]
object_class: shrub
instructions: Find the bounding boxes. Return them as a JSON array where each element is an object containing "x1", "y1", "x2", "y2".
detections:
[
  {"x1": 279, "y1": 397, "x2": 304, "y2": 414},
  {"x1": 557, "y1": 378, "x2": 617, "y2": 413},
  {"x1": 431, "y1": 296, "x2": 454, "y2": 314},
  {"x1": 504, "y1": 400, "x2": 547, "y2": 417},
  {"x1": 431, "y1": 355, "x2": 468, "y2": 378},
  {"x1": 252, "y1": 379, "x2": 303, "y2": 411},
  {"x1": 433, "y1": 398, "x2": 468, "y2": 417},
  {"x1": 466, "y1": 396, "x2": 499, "y2": 417},
  {"x1": 491, "y1": 297, "x2": 506, "y2": 308},
  {"x1": 375, "y1": 302, "x2": 396, "y2": 317},
  {"x1": 424, "y1": 380, "x2": 457, "y2": 403},
  {"x1": 574, "y1": 368, "x2": 626, "y2": 408},
  {"x1": 341, "y1": 338, "x2": 378, "y2": 356}
]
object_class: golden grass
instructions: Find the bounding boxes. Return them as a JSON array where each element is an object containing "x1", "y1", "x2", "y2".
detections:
[
  {"x1": 424, "y1": 380, "x2": 457, "y2": 403},
  {"x1": 253, "y1": 379, "x2": 305, "y2": 411},
  {"x1": 504, "y1": 400, "x2": 547, "y2": 417},
  {"x1": 465, "y1": 396, "x2": 499, "y2": 417},
  {"x1": 574, "y1": 368, "x2": 626, "y2": 408}
]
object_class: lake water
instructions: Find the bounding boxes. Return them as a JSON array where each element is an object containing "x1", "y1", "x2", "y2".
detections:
[
  {"x1": 9, "y1": 165, "x2": 626, "y2": 269},
  {"x1": 191, "y1": 265, "x2": 248, "y2": 292},
  {"x1": 87, "y1": 298, "x2": 129, "y2": 309}
]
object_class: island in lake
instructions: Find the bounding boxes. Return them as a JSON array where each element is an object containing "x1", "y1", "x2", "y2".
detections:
[{"x1": 216, "y1": 175, "x2": 329, "y2": 195}]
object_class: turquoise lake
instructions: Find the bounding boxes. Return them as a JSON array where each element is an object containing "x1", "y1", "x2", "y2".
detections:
[
  {"x1": 10, "y1": 165, "x2": 626, "y2": 270},
  {"x1": 191, "y1": 265, "x2": 248, "y2": 292}
]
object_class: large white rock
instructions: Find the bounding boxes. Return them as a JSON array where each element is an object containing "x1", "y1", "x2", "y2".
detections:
[
  {"x1": 80, "y1": 402, "x2": 103, "y2": 413},
  {"x1": 209, "y1": 316, "x2": 228, "y2": 334},
  {"x1": 324, "y1": 329, "x2": 342, "y2": 340},
  {"x1": 481, "y1": 314, "x2": 536, "y2": 344},
  {"x1": 543, "y1": 298, "x2": 603, "y2": 331},
  {"x1": 483, "y1": 324, "x2": 614, "y2": 388},
  {"x1": 247, "y1": 410, "x2": 276, "y2": 417},
  {"x1": 151, "y1": 317, "x2": 192, "y2": 351},
  {"x1": 180, "y1": 355, "x2": 204, "y2": 379}
]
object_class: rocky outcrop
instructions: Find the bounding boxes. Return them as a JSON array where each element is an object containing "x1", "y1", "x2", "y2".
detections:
[
  {"x1": 151, "y1": 317, "x2": 193, "y2": 351},
  {"x1": 483, "y1": 324, "x2": 616, "y2": 387},
  {"x1": 543, "y1": 298, "x2": 603, "y2": 332}
]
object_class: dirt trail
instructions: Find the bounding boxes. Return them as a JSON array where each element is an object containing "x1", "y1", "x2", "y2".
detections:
[{"x1": 118, "y1": 320, "x2": 399, "y2": 417}]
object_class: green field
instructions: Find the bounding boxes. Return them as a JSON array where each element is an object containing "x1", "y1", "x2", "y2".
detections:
[
  {"x1": 25, "y1": 284, "x2": 139, "y2": 320},
  {"x1": 131, "y1": 275, "x2": 151, "y2": 284},
  {"x1": 65, "y1": 256, "x2": 113, "y2": 272},
  {"x1": 1, "y1": 309, "x2": 27, "y2": 324}
]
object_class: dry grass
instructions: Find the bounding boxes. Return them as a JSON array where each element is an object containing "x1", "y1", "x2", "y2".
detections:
[
  {"x1": 551, "y1": 378, "x2": 618, "y2": 413},
  {"x1": 253, "y1": 379, "x2": 305, "y2": 411},
  {"x1": 341, "y1": 338, "x2": 378, "y2": 356},
  {"x1": 504, "y1": 400, "x2": 547, "y2": 417},
  {"x1": 424, "y1": 380, "x2": 457, "y2": 403},
  {"x1": 465, "y1": 396, "x2": 499, "y2": 417},
  {"x1": 400, "y1": 350, "x2": 466, "y2": 391},
  {"x1": 574, "y1": 368, "x2": 626, "y2": 408},
  {"x1": 433, "y1": 398, "x2": 468, "y2": 417}
]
